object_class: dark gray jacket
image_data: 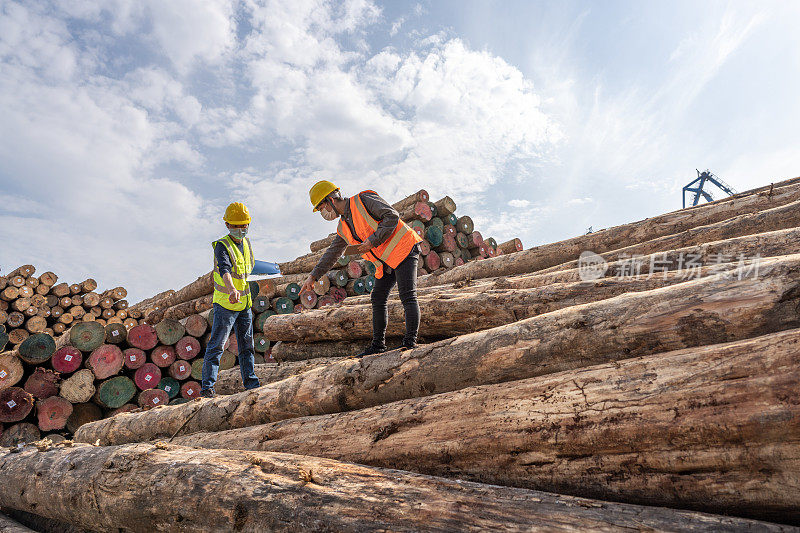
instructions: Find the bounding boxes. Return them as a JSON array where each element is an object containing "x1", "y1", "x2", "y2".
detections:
[{"x1": 310, "y1": 192, "x2": 399, "y2": 280}]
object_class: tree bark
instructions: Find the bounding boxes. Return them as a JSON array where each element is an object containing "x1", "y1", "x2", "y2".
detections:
[
  {"x1": 75, "y1": 254, "x2": 800, "y2": 445},
  {"x1": 433, "y1": 195, "x2": 457, "y2": 216},
  {"x1": 0, "y1": 442, "x2": 785, "y2": 533},
  {"x1": 391, "y1": 188, "x2": 429, "y2": 212},
  {"x1": 268, "y1": 337, "x2": 437, "y2": 362},
  {"x1": 417, "y1": 180, "x2": 800, "y2": 288},
  {"x1": 215, "y1": 359, "x2": 342, "y2": 394},
  {"x1": 535, "y1": 197, "x2": 800, "y2": 275},
  {"x1": 265, "y1": 266, "x2": 736, "y2": 342},
  {"x1": 174, "y1": 328, "x2": 800, "y2": 525},
  {"x1": 128, "y1": 289, "x2": 176, "y2": 314},
  {"x1": 402, "y1": 225, "x2": 800, "y2": 300}
]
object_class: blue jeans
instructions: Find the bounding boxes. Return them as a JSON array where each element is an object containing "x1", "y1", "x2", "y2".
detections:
[{"x1": 202, "y1": 303, "x2": 260, "y2": 393}]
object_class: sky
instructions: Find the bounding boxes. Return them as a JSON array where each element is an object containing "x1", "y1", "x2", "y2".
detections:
[{"x1": 2, "y1": 0, "x2": 799, "y2": 304}]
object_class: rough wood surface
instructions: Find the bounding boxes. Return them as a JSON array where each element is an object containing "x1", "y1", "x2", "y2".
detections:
[
  {"x1": 417, "y1": 180, "x2": 800, "y2": 287},
  {"x1": 0, "y1": 443, "x2": 790, "y2": 533},
  {"x1": 75, "y1": 254, "x2": 800, "y2": 445},
  {"x1": 128, "y1": 289, "x2": 175, "y2": 314},
  {"x1": 265, "y1": 267, "x2": 730, "y2": 342},
  {"x1": 173, "y1": 328, "x2": 800, "y2": 524},
  {"x1": 215, "y1": 359, "x2": 342, "y2": 395},
  {"x1": 348, "y1": 226, "x2": 800, "y2": 307},
  {"x1": 535, "y1": 198, "x2": 800, "y2": 275},
  {"x1": 268, "y1": 336, "x2": 445, "y2": 362},
  {"x1": 278, "y1": 251, "x2": 325, "y2": 276}
]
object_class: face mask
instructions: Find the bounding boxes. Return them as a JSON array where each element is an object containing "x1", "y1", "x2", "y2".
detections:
[
  {"x1": 229, "y1": 227, "x2": 248, "y2": 239},
  {"x1": 320, "y1": 204, "x2": 338, "y2": 221}
]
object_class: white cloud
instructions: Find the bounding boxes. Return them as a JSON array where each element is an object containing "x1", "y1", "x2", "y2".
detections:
[
  {"x1": 390, "y1": 17, "x2": 405, "y2": 36},
  {"x1": 508, "y1": 199, "x2": 530, "y2": 208},
  {"x1": 0, "y1": 0, "x2": 567, "y2": 301}
]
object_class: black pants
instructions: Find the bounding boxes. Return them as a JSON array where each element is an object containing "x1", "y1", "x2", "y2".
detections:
[{"x1": 370, "y1": 244, "x2": 420, "y2": 347}]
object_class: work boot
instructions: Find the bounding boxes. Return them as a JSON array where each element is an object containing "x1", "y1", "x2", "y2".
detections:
[
  {"x1": 200, "y1": 389, "x2": 216, "y2": 398},
  {"x1": 356, "y1": 345, "x2": 387, "y2": 357},
  {"x1": 400, "y1": 342, "x2": 418, "y2": 351}
]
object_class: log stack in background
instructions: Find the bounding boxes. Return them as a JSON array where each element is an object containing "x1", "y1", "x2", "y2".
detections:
[
  {"x1": 0, "y1": 265, "x2": 134, "y2": 351},
  {"x1": 0, "y1": 304, "x2": 258, "y2": 444}
]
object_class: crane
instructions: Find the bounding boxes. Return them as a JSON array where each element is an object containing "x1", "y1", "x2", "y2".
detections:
[{"x1": 683, "y1": 169, "x2": 737, "y2": 208}]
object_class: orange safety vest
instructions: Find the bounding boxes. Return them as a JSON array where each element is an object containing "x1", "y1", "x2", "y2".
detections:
[{"x1": 337, "y1": 191, "x2": 422, "y2": 279}]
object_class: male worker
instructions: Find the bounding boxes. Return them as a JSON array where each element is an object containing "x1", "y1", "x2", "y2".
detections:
[
  {"x1": 302, "y1": 181, "x2": 423, "y2": 356},
  {"x1": 201, "y1": 202, "x2": 260, "y2": 397}
]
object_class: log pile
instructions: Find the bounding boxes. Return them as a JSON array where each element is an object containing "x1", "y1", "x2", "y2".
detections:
[
  {"x1": 4, "y1": 176, "x2": 800, "y2": 530},
  {"x1": 0, "y1": 266, "x2": 133, "y2": 350},
  {"x1": 0, "y1": 308, "x2": 258, "y2": 444}
]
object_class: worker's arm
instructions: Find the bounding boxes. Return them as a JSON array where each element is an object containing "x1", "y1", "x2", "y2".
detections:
[
  {"x1": 360, "y1": 192, "x2": 400, "y2": 247},
  {"x1": 302, "y1": 235, "x2": 347, "y2": 292},
  {"x1": 215, "y1": 242, "x2": 241, "y2": 303},
  {"x1": 222, "y1": 272, "x2": 241, "y2": 303}
]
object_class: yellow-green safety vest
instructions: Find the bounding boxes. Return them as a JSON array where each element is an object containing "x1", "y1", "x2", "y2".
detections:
[{"x1": 212, "y1": 235, "x2": 254, "y2": 311}]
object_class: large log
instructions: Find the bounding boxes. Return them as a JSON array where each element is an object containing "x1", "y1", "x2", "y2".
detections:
[
  {"x1": 348, "y1": 225, "x2": 800, "y2": 307},
  {"x1": 391, "y1": 188, "x2": 429, "y2": 212},
  {"x1": 534, "y1": 197, "x2": 800, "y2": 275},
  {"x1": 128, "y1": 288, "x2": 175, "y2": 314},
  {"x1": 417, "y1": 179, "x2": 800, "y2": 287},
  {"x1": 75, "y1": 254, "x2": 800, "y2": 445},
  {"x1": 269, "y1": 336, "x2": 447, "y2": 362},
  {"x1": 278, "y1": 251, "x2": 325, "y2": 276},
  {"x1": 173, "y1": 328, "x2": 800, "y2": 524},
  {"x1": 0, "y1": 442, "x2": 786, "y2": 532},
  {"x1": 215, "y1": 359, "x2": 343, "y2": 395},
  {"x1": 265, "y1": 265, "x2": 734, "y2": 342}
]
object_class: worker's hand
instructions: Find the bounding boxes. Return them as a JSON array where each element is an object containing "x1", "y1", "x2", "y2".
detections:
[
  {"x1": 229, "y1": 289, "x2": 241, "y2": 304},
  {"x1": 301, "y1": 275, "x2": 316, "y2": 294},
  {"x1": 357, "y1": 241, "x2": 372, "y2": 254}
]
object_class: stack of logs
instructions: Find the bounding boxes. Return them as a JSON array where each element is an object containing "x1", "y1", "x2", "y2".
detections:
[
  {"x1": 134, "y1": 190, "x2": 523, "y2": 323},
  {"x1": 0, "y1": 310, "x2": 256, "y2": 445},
  {"x1": 0, "y1": 265, "x2": 133, "y2": 351},
  {"x1": 1, "y1": 176, "x2": 800, "y2": 530}
]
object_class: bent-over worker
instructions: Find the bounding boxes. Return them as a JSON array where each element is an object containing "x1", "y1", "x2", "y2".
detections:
[{"x1": 302, "y1": 181, "x2": 423, "y2": 356}]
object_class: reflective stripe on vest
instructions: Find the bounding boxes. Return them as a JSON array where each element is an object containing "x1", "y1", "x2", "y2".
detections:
[
  {"x1": 211, "y1": 235, "x2": 254, "y2": 310},
  {"x1": 336, "y1": 191, "x2": 422, "y2": 278}
]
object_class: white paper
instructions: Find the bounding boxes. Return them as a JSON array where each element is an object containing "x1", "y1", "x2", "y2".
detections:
[
  {"x1": 112, "y1": 330, "x2": 119, "y2": 337},
  {"x1": 185, "y1": 346, "x2": 192, "y2": 352},
  {"x1": 145, "y1": 375, "x2": 152, "y2": 382},
  {"x1": 162, "y1": 353, "x2": 169, "y2": 359},
  {"x1": 0, "y1": 371, "x2": 7, "y2": 379},
  {"x1": 129, "y1": 355, "x2": 136, "y2": 361},
  {"x1": 152, "y1": 397, "x2": 160, "y2": 404},
  {"x1": 64, "y1": 355, "x2": 73, "y2": 362},
  {"x1": 187, "y1": 389, "x2": 194, "y2": 395},
  {"x1": 164, "y1": 386, "x2": 171, "y2": 392},
  {"x1": 6, "y1": 400, "x2": 16, "y2": 408}
]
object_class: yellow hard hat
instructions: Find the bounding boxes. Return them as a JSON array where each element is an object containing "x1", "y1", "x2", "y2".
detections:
[
  {"x1": 223, "y1": 202, "x2": 251, "y2": 224},
  {"x1": 309, "y1": 180, "x2": 339, "y2": 212}
]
